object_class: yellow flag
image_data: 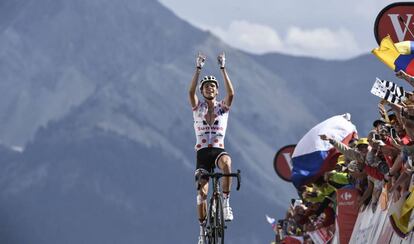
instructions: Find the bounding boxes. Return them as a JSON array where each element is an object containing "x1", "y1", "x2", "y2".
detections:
[{"x1": 372, "y1": 35, "x2": 399, "y2": 71}]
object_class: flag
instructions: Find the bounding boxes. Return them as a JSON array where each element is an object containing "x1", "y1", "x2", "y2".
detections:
[
  {"x1": 265, "y1": 215, "x2": 278, "y2": 234},
  {"x1": 266, "y1": 215, "x2": 276, "y2": 226},
  {"x1": 291, "y1": 114, "x2": 357, "y2": 188},
  {"x1": 308, "y1": 227, "x2": 333, "y2": 244},
  {"x1": 372, "y1": 35, "x2": 414, "y2": 75}
]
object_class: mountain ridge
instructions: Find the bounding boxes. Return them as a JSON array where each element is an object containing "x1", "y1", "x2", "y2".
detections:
[{"x1": 0, "y1": 0, "x2": 398, "y2": 243}]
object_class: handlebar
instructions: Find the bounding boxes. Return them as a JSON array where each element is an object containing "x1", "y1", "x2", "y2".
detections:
[{"x1": 198, "y1": 169, "x2": 241, "y2": 191}]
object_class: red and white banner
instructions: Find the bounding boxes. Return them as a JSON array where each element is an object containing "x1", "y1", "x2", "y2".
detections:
[
  {"x1": 336, "y1": 188, "x2": 360, "y2": 244},
  {"x1": 281, "y1": 236, "x2": 303, "y2": 244},
  {"x1": 349, "y1": 193, "x2": 414, "y2": 244},
  {"x1": 308, "y1": 226, "x2": 334, "y2": 244}
]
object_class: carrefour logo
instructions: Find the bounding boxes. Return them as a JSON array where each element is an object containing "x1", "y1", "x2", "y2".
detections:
[{"x1": 341, "y1": 192, "x2": 352, "y2": 201}]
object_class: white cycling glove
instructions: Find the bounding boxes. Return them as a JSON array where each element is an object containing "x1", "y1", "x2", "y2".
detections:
[
  {"x1": 217, "y1": 52, "x2": 225, "y2": 69},
  {"x1": 196, "y1": 53, "x2": 206, "y2": 69}
]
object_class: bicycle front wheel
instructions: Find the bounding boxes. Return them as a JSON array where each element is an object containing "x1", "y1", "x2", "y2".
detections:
[
  {"x1": 207, "y1": 197, "x2": 215, "y2": 244},
  {"x1": 214, "y1": 196, "x2": 225, "y2": 244}
]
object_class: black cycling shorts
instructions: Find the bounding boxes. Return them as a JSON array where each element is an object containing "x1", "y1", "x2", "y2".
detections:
[{"x1": 194, "y1": 148, "x2": 229, "y2": 181}]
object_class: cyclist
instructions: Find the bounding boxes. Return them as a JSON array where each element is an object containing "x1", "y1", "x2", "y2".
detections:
[{"x1": 189, "y1": 52, "x2": 235, "y2": 244}]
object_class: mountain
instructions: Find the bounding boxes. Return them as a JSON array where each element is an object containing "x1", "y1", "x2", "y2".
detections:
[
  {"x1": 249, "y1": 52, "x2": 398, "y2": 135},
  {"x1": 0, "y1": 0, "x2": 400, "y2": 243}
]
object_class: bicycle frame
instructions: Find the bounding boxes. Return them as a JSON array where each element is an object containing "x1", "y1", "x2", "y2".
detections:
[{"x1": 198, "y1": 170, "x2": 241, "y2": 244}]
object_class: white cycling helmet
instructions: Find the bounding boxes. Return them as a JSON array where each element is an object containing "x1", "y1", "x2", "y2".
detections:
[{"x1": 199, "y1": 76, "x2": 219, "y2": 91}]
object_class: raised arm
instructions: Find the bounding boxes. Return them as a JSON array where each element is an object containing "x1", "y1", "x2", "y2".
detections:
[
  {"x1": 218, "y1": 52, "x2": 234, "y2": 107},
  {"x1": 357, "y1": 179, "x2": 373, "y2": 209},
  {"x1": 388, "y1": 101, "x2": 414, "y2": 140},
  {"x1": 378, "y1": 101, "x2": 389, "y2": 123},
  {"x1": 189, "y1": 53, "x2": 205, "y2": 109},
  {"x1": 386, "y1": 101, "x2": 404, "y2": 126},
  {"x1": 396, "y1": 70, "x2": 414, "y2": 88},
  {"x1": 319, "y1": 134, "x2": 362, "y2": 162}
]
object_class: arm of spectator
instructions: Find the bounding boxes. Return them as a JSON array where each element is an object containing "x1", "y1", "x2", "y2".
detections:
[
  {"x1": 386, "y1": 102, "x2": 414, "y2": 140},
  {"x1": 386, "y1": 101, "x2": 404, "y2": 125},
  {"x1": 319, "y1": 134, "x2": 362, "y2": 161},
  {"x1": 351, "y1": 170, "x2": 366, "y2": 179},
  {"x1": 389, "y1": 152, "x2": 403, "y2": 177},
  {"x1": 389, "y1": 171, "x2": 411, "y2": 194},
  {"x1": 396, "y1": 70, "x2": 414, "y2": 88},
  {"x1": 388, "y1": 135, "x2": 403, "y2": 150},
  {"x1": 378, "y1": 101, "x2": 389, "y2": 122},
  {"x1": 401, "y1": 115, "x2": 414, "y2": 140},
  {"x1": 357, "y1": 179, "x2": 373, "y2": 210}
]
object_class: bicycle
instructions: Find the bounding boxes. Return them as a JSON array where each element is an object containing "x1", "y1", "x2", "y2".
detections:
[{"x1": 198, "y1": 169, "x2": 241, "y2": 244}]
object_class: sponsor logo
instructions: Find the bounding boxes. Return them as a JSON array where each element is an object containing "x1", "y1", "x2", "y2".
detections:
[
  {"x1": 197, "y1": 126, "x2": 224, "y2": 131},
  {"x1": 338, "y1": 201, "x2": 354, "y2": 206},
  {"x1": 341, "y1": 192, "x2": 352, "y2": 201},
  {"x1": 374, "y1": 3, "x2": 414, "y2": 44},
  {"x1": 273, "y1": 145, "x2": 296, "y2": 182}
]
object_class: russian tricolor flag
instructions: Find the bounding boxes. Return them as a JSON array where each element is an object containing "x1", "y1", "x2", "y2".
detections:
[
  {"x1": 291, "y1": 114, "x2": 357, "y2": 188},
  {"x1": 372, "y1": 35, "x2": 414, "y2": 76}
]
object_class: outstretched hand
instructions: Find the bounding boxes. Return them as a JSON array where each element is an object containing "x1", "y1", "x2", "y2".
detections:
[
  {"x1": 396, "y1": 70, "x2": 411, "y2": 81},
  {"x1": 319, "y1": 134, "x2": 330, "y2": 141},
  {"x1": 196, "y1": 52, "x2": 206, "y2": 69},
  {"x1": 218, "y1": 52, "x2": 225, "y2": 69}
]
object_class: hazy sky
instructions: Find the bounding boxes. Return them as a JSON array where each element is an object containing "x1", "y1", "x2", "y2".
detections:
[{"x1": 159, "y1": 0, "x2": 397, "y2": 60}]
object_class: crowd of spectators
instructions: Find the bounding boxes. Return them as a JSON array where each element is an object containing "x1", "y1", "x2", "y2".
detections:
[{"x1": 274, "y1": 70, "x2": 414, "y2": 243}]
